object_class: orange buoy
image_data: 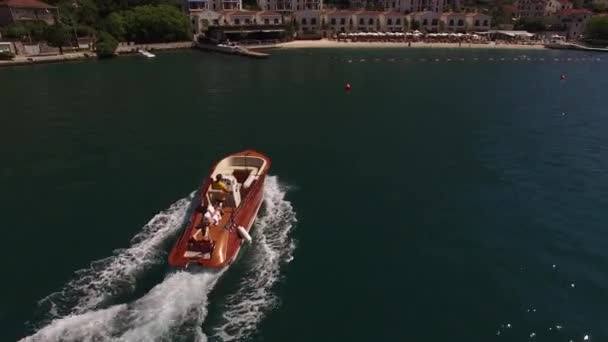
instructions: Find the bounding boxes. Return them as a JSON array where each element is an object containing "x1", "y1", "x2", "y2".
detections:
[{"x1": 345, "y1": 83, "x2": 351, "y2": 91}]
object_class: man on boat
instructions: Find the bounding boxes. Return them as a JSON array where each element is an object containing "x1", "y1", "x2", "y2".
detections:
[
  {"x1": 212, "y1": 174, "x2": 229, "y2": 191},
  {"x1": 211, "y1": 174, "x2": 230, "y2": 207}
]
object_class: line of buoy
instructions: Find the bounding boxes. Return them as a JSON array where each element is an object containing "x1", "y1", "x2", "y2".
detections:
[{"x1": 334, "y1": 57, "x2": 601, "y2": 63}]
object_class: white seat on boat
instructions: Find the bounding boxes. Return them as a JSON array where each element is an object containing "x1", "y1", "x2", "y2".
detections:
[{"x1": 243, "y1": 169, "x2": 258, "y2": 189}]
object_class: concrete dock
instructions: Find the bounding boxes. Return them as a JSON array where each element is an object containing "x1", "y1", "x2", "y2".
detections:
[{"x1": 195, "y1": 43, "x2": 269, "y2": 59}]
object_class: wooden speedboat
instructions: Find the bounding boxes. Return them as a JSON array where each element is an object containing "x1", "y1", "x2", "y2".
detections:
[{"x1": 168, "y1": 150, "x2": 270, "y2": 268}]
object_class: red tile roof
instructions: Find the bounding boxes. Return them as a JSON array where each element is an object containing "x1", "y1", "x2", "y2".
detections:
[
  {"x1": 356, "y1": 10, "x2": 383, "y2": 15},
  {"x1": 220, "y1": 10, "x2": 255, "y2": 16},
  {"x1": 442, "y1": 11, "x2": 466, "y2": 16},
  {"x1": 558, "y1": 8, "x2": 592, "y2": 15},
  {"x1": 0, "y1": 0, "x2": 55, "y2": 9},
  {"x1": 258, "y1": 10, "x2": 281, "y2": 16},
  {"x1": 383, "y1": 11, "x2": 403, "y2": 17},
  {"x1": 327, "y1": 9, "x2": 356, "y2": 15}
]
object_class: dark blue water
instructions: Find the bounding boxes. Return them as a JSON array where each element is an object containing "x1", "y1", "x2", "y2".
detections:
[{"x1": 1, "y1": 48, "x2": 607, "y2": 342}]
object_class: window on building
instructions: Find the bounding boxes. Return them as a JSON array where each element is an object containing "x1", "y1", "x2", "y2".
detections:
[
  {"x1": 311, "y1": 18, "x2": 316, "y2": 24},
  {"x1": 396, "y1": 18, "x2": 401, "y2": 25},
  {"x1": 274, "y1": 18, "x2": 279, "y2": 24},
  {"x1": 368, "y1": 18, "x2": 373, "y2": 24},
  {"x1": 423, "y1": 18, "x2": 428, "y2": 25},
  {"x1": 360, "y1": 18, "x2": 364, "y2": 25},
  {"x1": 449, "y1": 19, "x2": 454, "y2": 26},
  {"x1": 340, "y1": 18, "x2": 345, "y2": 24},
  {"x1": 213, "y1": 19, "x2": 219, "y2": 25},
  {"x1": 235, "y1": 18, "x2": 240, "y2": 24},
  {"x1": 302, "y1": 18, "x2": 307, "y2": 24},
  {"x1": 245, "y1": 18, "x2": 251, "y2": 24},
  {"x1": 331, "y1": 18, "x2": 336, "y2": 25},
  {"x1": 475, "y1": 19, "x2": 480, "y2": 26},
  {"x1": 264, "y1": 18, "x2": 269, "y2": 24},
  {"x1": 457, "y1": 19, "x2": 463, "y2": 26},
  {"x1": 432, "y1": 18, "x2": 438, "y2": 25},
  {"x1": 388, "y1": 18, "x2": 392, "y2": 25},
  {"x1": 483, "y1": 19, "x2": 488, "y2": 26},
  {"x1": 392, "y1": 1, "x2": 395, "y2": 7}
]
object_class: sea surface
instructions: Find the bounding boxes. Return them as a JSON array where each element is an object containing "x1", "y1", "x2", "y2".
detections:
[{"x1": 1, "y1": 48, "x2": 607, "y2": 342}]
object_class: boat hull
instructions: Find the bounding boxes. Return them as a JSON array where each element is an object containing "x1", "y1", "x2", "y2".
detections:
[{"x1": 168, "y1": 150, "x2": 270, "y2": 269}]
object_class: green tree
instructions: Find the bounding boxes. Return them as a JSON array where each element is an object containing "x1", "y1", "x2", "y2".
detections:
[
  {"x1": 411, "y1": 20, "x2": 421, "y2": 30},
  {"x1": 2, "y1": 24, "x2": 28, "y2": 39},
  {"x1": 75, "y1": 25, "x2": 96, "y2": 37},
  {"x1": 585, "y1": 16, "x2": 608, "y2": 40},
  {"x1": 592, "y1": 3, "x2": 607, "y2": 12},
  {"x1": 120, "y1": 5, "x2": 191, "y2": 43},
  {"x1": 24, "y1": 21, "x2": 48, "y2": 41},
  {"x1": 515, "y1": 17, "x2": 546, "y2": 32},
  {"x1": 95, "y1": 31, "x2": 118, "y2": 58},
  {"x1": 45, "y1": 24, "x2": 70, "y2": 53},
  {"x1": 0, "y1": 51, "x2": 16, "y2": 60},
  {"x1": 103, "y1": 12, "x2": 127, "y2": 39}
]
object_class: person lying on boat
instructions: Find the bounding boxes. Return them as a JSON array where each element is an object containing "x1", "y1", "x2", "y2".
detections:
[
  {"x1": 203, "y1": 204, "x2": 222, "y2": 225},
  {"x1": 188, "y1": 226, "x2": 215, "y2": 254}
]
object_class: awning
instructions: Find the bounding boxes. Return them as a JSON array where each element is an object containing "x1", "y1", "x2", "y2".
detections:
[{"x1": 223, "y1": 29, "x2": 285, "y2": 33}]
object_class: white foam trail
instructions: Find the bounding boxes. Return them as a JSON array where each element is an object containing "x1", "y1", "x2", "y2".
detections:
[
  {"x1": 214, "y1": 175, "x2": 297, "y2": 341},
  {"x1": 24, "y1": 176, "x2": 296, "y2": 342},
  {"x1": 21, "y1": 271, "x2": 223, "y2": 342},
  {"x1": 38, "y1": 194, "x2": 194, "y2": 318},
  {"x1": 118, "y1": 270, "x2": 224, "y2": 342},
  {"x1": 21, "y1": 305, "x2": 126, "y2": 342}
]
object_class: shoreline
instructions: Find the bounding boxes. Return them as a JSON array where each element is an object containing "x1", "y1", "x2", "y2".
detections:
[
  {"x1": 0, "y1": 52, "x2": 94, "y2": 68},
  {"x1": 274, "y1": 39, "x2": 546, "y2": 50},
  {"x1": 0, "y1": 39, "x2": 549, "y2": 68},
  {"x1": 0, "y1": 41, "x2": 193, "y2": 68}
]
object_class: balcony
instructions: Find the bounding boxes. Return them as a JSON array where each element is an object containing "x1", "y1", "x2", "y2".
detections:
[
  {"x1": 222, "y1": 0, "x2": 241, "y2": 10},
  {"x1": 189, "y1": 0, "x2": 209, "y2": 10}
]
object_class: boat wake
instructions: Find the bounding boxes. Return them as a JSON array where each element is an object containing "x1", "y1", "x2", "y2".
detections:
[
  {"x1": 37, "y1": 194, "x2": 195, "y2": 319},
  {"x1": 212, "y1": 175, "x2": 297, "y2": 341},
  {"x1": 22, "y1": 176, "x2": 296, "y2": 342},
  {"x1": 22, "y1": 270, "x2": 224, "y2": 342}
]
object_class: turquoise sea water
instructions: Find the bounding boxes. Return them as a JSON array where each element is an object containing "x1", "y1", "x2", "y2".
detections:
[{"x1": 1, "y1": 48, "x2": 608, "y2": 341}]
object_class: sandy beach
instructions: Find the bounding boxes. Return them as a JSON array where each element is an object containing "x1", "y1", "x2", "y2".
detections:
[{"x1": 275, "y1": 39, "x2": 545, "y2": 50}]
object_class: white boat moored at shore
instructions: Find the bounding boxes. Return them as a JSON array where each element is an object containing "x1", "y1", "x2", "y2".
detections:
[{"x1": 138, "y1": 49, "x2": 155, "y2": 58}]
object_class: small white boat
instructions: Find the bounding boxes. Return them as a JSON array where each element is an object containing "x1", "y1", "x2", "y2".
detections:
[{"x1": 138, "y1": 49, "x2": 155, "y2": 58}]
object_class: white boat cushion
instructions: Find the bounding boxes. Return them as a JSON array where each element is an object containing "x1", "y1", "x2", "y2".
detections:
[{"x1": 243, "y1": 169, "x2": 257, "y2": 189}]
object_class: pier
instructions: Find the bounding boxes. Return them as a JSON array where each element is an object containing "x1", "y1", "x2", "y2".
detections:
[{"x1": 195, "y1": 43, "x2": 269, "y2": 59}]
